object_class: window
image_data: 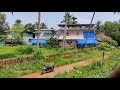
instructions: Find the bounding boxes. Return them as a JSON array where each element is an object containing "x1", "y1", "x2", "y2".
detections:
[
  {"x1": 76, "y1": 32, "x2": 79, "y2": 36},
  {"x1": 66, "y1": 33, "x2": 70, "y2": 36}
]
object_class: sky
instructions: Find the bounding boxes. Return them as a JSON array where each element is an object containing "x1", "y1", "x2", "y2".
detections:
[{"x1": 4, "y1": 12, "x2": 120, "y2": 29}]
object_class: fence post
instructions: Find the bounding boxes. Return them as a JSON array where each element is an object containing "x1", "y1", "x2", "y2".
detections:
[{"x1": 103, "y1": 52, "x2": 105, "y2": 59}]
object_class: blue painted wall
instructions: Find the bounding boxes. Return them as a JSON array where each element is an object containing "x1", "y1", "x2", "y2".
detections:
[{"x1": 84, "y1": 31, "x2": 94, "y2": 39}]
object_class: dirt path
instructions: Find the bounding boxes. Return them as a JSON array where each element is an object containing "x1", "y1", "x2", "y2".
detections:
[{"x1": 20, "y1": 55, "x2": 108, "y2": 78}]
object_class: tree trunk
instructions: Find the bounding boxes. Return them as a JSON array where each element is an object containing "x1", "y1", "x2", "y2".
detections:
[
  {"x1": 37, "y1": 12, "x2": 41, "y2": 48},
  {"x1": 63, "y1": 12, "x2": 68, "y2": 49},
  {"x1": 84, "y1": 12, "x2": 95, "y2": 48}
]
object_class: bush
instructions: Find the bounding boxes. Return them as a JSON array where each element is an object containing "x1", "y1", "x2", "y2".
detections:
[
  {"x1": 34, "y1": 50, "x2": 44, "y2": 60},
  {"x1": 5, "y1": 37, "x2": 25, "y2": 45},
  {"x1": 46, "y1": 37, "x2": 58, "y2": 47},
  {"x1": 98, "y1": 42, "x2": 111, "y2": 50},
  {"x1": 17, "y1": 45, "x2": 34, "y2": 54},
  {"x1": 0, "y1": 35, "x2": 7, "y2": 41},
  {"x1": 102, "y1": 37, "x2": 118, "y2": 46},
  {"x1": 98, "y1": 37, "x2": 118, "y2": 50}
]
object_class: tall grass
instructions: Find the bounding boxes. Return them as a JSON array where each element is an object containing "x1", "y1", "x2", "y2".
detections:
[
  {"x1": 0, "y1": 45, "x2": 78, "y2": 60},
  {"x1": 54, "y1": 49, "x2": 120, "y2": 78},
  {"x1": 0, "y1": 49, "x2": 104, "y2": 78},
  {"x1": 0, "y1": 45, "x2": 35, "y2": 60}
]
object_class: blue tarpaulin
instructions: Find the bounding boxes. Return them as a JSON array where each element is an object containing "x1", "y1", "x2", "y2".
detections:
[
  {"x1": 76, "y1": 39, "x2": 98, "y2": 48},
  {"x1": 31, "y1": 39, "x2": 46, "y2": 45}
]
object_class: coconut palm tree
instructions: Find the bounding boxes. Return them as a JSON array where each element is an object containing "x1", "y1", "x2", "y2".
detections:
[
  {"x1": 41, "y1": 23, "x2": 48, "y2": 29},
  {"x1": 61, "y1": 12, "x2": 78, "y2": 24},
  {"x1": 15, "y1": 19, "x2": 22, "y2": 24}
]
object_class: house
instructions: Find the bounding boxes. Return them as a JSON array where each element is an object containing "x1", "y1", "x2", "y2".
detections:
[
  {"x1": 31, "y1": 29, "x2": 57, "y2": 45},
  {"x1": 57, "y1": 24, "x2": 98, "y2": 47},
  {"x1": 96, "y1": 32, "x2": 109, "y2": 42}
]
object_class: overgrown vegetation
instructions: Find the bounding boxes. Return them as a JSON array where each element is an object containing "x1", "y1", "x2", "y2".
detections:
[
  {"x1": 0, "y1": 45, "x2": 35, "y2": 60},
  {"x1": 0, "y1": 45, "x2": 78, "y2": 60},
  {"x1": 54, "y1": 49, "x2": 120, "y2": 78},
  {"x1": 0, "y1": 48, "x2": 106, "y2": 78},
  {"x1": 100, "y1": 21, "x2": 120, "y2": 45},
  {"x1": 46, "y1": 37, "x2": 58, "y2": 47},
  {"x1": 98, "y1": 37, "x2": 118, "y2": 50}
]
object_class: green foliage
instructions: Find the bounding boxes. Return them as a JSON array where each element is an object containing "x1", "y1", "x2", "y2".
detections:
[
  {"x1": 102, "y1": 37, "x2": 118, "y2": 46},
  {"x1": 0, "y1": 13, "x2": 10, "y2": 35},
  {"x1": 98, "y1": 42, "x2": 111, "y2": 50},
  {"x1": 10, "y1": 22, "x2": 25, "y2": 42},
  {"x1": 0, "y1": 35, "x2": 7, "y2": 41},
  {"x1": 17, "y1": 45, "x2": 34, "y2": 54},
  {"x1": 61, "y1": 12, "x2": 78, "y2": 24},
  {"x1": 34, "y1": 50, "x2": 44, "y2": 60},
  {"x1": 0, "y1": 45, "x2": 35, "y2": 60},
  {"x1": 46, "y1": 37, "x2": 58, "y2": 47},
  {"x1": 55, "y1": 49, "x2": 120, "y2": 78},
  {"x1": 98, "y1": 37, "x2": 118, "y2": 50},
  {"x1": 32, "y1": 22, "x2": 48, "y2": 30},
  {"x1": 0, "y1": 48, "x2": 105, "y2": 78},
  {"x1": 100, "y1": 21, "x2": 120, "y2": 45},
  {"x1": 16, "y1": 56, "x2": 24, "y2": 62}
]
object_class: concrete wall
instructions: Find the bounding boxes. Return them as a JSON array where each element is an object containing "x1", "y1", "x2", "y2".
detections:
[{"x1": 58, "y1": 30, "x2": 84, "y2": 40}]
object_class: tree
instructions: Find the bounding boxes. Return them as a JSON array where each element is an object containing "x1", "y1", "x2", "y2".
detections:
[
  {"x1": 10, "y1": 20, "x2": 25, "y2": 42},
  {"x1": 0, "y1": 12, "x2": 10, "y2": 36},
  {"x1": 95, "y1": 21, "x2": 102, "y2": 35},
  {"x1": 25, "y1": 22, "x2": 48, "y2": 33},
  {"x1": 0, "y1": 13, "x2": 6, "y2": 25},
  {"x1": 41, "y1": 23, "x2": 48, "y2": 29},
  {"x1": 100, "y1": 21, "x2": 120, "y2": 45},
  {"x1": 33, "y1": 22, "x2": 48, "y2": 29},
  {"x1": 61, "y1": 12, "x2": 78, "y2": 24},
  {"x1": 14, "y1": 19, "x2": 22, "y2": 25},
  {"x1": 25, "y1": 23, "x2": 33, "y2": 33},
  {"x1": 46, "y1": 37, "x2": 58, "y2": 47}
]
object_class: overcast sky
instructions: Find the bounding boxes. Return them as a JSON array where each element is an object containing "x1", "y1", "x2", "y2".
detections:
[{"x1": 4, "y1": 12, "x2": 120, "y2": 29}]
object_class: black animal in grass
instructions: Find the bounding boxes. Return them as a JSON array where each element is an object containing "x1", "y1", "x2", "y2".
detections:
[
  {"x1": 107, "y1": 66, "x2": 120, "y2": 78},
  {"x1": 41, "y1": 64, "x2": 55, "y2": 75}
]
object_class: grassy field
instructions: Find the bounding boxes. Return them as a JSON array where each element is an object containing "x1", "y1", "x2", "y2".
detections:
[
  {"x1": 54, "y1": 49, "x2": 120, "y2": 78},
  {"x1": 0, "y1": 48, "x2": 106, "y2": 78},
  {"x1": 0, "y1": 45, "x2": 35, "y2": 60},
  {"x1": 0, "y1": 45, "x2": 78, "y2": 60}
]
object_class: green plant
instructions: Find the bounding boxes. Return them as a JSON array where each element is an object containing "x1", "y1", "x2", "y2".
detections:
[
  {"x1": 46, "y1": 37, "x2": 58, "y2": 47},
  {"x1": 17, "y1": 45, "x2": 34, "y2": 54},
  {"x1": 0, "y1": 35, "x2": 7, "y2": 41},
  {"x1": 34, "y1": 50, "x2": 44, "y2": 60},
  {"x1": 98, "y1": 42, "x2": 111, "y2": 50},
  {"x1": 0, "y1": 48, "x2": 106, "y2": 78},
  {"x1": 102, "y1": 37, "x2": 118, "y2": 46},
  {"x1": 54, "y1": 49, "x2": 120, "y2": 78},
  {"x1": 16, "y1": 56, "x2": 24, "y2": 62}
]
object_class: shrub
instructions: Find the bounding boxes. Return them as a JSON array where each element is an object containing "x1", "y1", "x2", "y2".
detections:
[
  {"x1": 98, "y1": 42, "x2": 111, "y2": 50},
  {"x1": 98, "y1": 37, "x2": 118, "y2": 50},
  {"x1": 17, "y1": 45, "x2": 34, "y2": 54},
  {"x1": 46, "y1": 37, "x2": 58, "y2": 47},
  {"x1": 102, "y1": 37, "x2": 118, "y2": 46},
  {"x1": 34, "y1": 50, "x2": 44, "y2": 60}
]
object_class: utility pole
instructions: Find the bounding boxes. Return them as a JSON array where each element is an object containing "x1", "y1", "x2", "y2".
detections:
[
  {"x1": 37, "y1": 12, "x2": 41, "y2": 48},
  {"x1": 84, "y1": 12, "x2": 95, "y2": 48},
  {"x1": 63, "y1": 12, "x2": 68, "y2": 49}
]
